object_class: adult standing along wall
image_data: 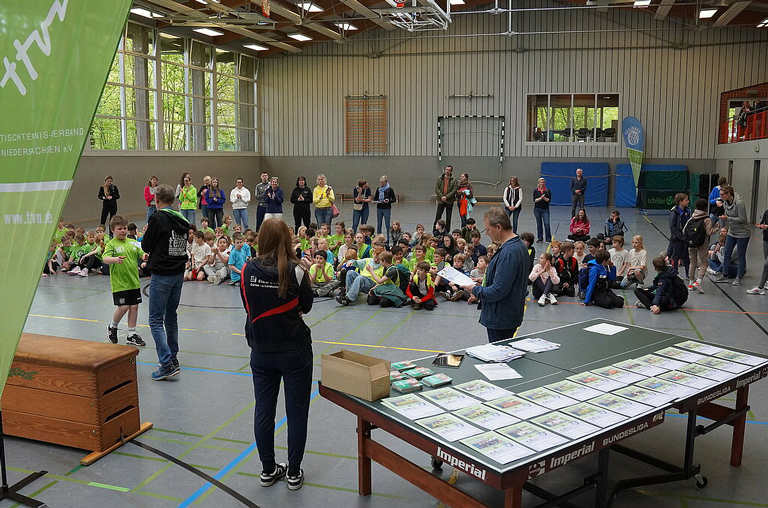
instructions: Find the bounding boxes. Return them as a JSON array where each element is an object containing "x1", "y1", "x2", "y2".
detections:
[{"x1": 434, "y1": 166, "x2": 458, "y2": 231}]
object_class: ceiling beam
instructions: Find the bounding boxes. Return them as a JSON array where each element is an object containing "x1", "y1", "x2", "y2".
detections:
[
  {"x1": 712, "y1": 0, "x2": 752, "y2": 26},
  {"x1": 338, "y1": 0, "x2": 396, "y2": 30},
  {"x1": 654, "y1": 0, "x2": 676, "y2": 20},
  {"x1": 264, "y1": 0, "x2": 344, "y2": 39}
]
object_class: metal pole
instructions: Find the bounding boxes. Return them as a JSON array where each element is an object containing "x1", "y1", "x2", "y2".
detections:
[{"x1": 0, "y1": 411, "x2": 9, "y2": 492}]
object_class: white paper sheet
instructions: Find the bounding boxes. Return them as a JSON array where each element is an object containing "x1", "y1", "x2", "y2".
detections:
[
  {"x1": 589, "y1": 393, "x2": 654, "y2": 417},
  {"x1": 381, "y1": 394, "x2": 444, "y2": 420},
  {"x1": 475, "y1": 363, "x2": 523, "y2": 381},
  {"x1": 453, "y1": 404, "x2": 520, "y2": 430},
  {"x1": 460, "y1": 432, "x2": 535, "y2": 464},
  {"x1": 420, "y1": 387, "x2": 479, "y2": 411},
  {"x1": 436, "y1": 265, "x2": 476, "y2": 286},
  {"x1": 416, "y1": 413, "x2": 483, "y2": 442},
  {"x1": 486, "y1": 395, "x2": 550, "y2": 420},
  {"x1": 454, "y1": 380, "x2": 513, "y2": 401},
  {"x1": 583, "y1": 323, "x2": 628, "y2": 336},
  {"x1": 498, "y1": 422, "x2": 569, "y2": 452}
]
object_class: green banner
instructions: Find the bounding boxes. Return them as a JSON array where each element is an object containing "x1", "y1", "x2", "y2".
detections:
[
  {"x1": 0, "y1": 0, "x2": 131, "y2": 406},
  {"x1": 627, "y1": 148, "x2": 644, "y2": 186}
]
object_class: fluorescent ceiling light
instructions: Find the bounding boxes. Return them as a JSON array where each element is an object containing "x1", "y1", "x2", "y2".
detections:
[
  {"x1": 288, "y1": 33, "x2": 312, "y2": 41},
  {"x1": 334, "y1": 22, "x2": 358, "y2": 30},
  {"x1": 244, "y1": 43, "x2": 270, "y2": 51},
  {"x1": 130, "y1": 7, "x2": 164, "y2": 18},
  {"x1": 298, "y1": 2, "x2": 323, "y2": 12},
  {"x1": 160, "y1": 32, "x2": 179, "y2": 39},
  {"x1": 195, "y1": 0, "x2": 207, "y2": 4},
  {"x1": 759, "y1": 17, "x2": 768, "y2": 28},
  {"x1": 699, "y1": 7, "x2": 718, "y2": 18},
  {"x1": 449, "y1": 0, "x2": 465, "y2": 5},
  {"x1": 193, "y1": 28, "x2": 224, "y2": 37},
  {"x1": 633, "y1": 0, "x2": 651, "y2": 7}
]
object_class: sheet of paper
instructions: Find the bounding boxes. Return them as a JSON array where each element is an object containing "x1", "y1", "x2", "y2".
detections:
[
  {"x1": 381, "y1": 394, "x2": 444, "y2": 420},
  {"x1": 517, "y1": 387, "x2": 578, "y2": 410},
  {"x1": 614, "y1": 359, "x2": 667, "y2": 377},
  {"x1": 583, "y1": 323, "x2": 628, "y2": 336},
  {"x1": 545, "y1": 380, "x2": 604, "y2": 401},
  {"x1": 460, "y1": 432, "x2": 535, "y2": 464},
  {"x1": 678, "y1": 363, "x2": 733, "y2": 383},
  {"x1": 612, "y1": 386, "x2": 675, "y2": 408},
  {"x1": 635, "y1": 377, "x2": 698, "y2": 399},
  {"x1": 675, "y1": 340, "x2": 726, "y2": 356},
  {"x1": 453, "y1": 404, "x2": 520, "y2": 430},
  {"x1": 454, "y1": 380, "x2": 513, "y2": 401},
  {"x1": 415, "y1": 413, "x2": 483, "y2": 442},
  {"x1": 498, "y1": 421, "x2": 569, "y2": 452},
  {"x1": 636, "y1": 354, "x2": 687, "y2": 372},
  {"x1": 591, "y1": 365, "x2": 647, "y2": 384},
  {"x1": 436, "y1": 265, "x2": 476, "y2": 286},
  {"x1": 475, "y1": 363, "x2": 523, "y2": 381},
  {"x1": 658, "y1": 371, "x2": 716, "y2": 390},
  {"x1": 695, "y1": 357, "x2": 752, "y2": 374},
  {"x1": 714, "y1": 350, "x2": 768, "y2": 367},
  {"x1": 486, "y1": 395, "x2": 550, "y2": 420},
  {"x1": 567, "y1": 372, "x2": 627, "y2": 393},
  {"x1": 512, "y1": 338, "x2": 561, "y2": 353},
  {"x1": 531, "y1": 412, "x2": 601, "y2": 440},
  {"x1": 420, "y1": 387, "x2": 479, "y2": 411},
  {"x1": 589, "y1": 393, "x2": 654, "y2": 417},
  {"x1": 655, "y1": 347, "x2": 707, "y2": 364},
  {"x1": 561, "y1": 402, "x2": 625, "y2": 428}
]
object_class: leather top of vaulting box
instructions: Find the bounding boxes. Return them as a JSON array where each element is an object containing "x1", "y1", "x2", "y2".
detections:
[{"x1": 15, "y1": 334, "x2": 138, "y2": 371}]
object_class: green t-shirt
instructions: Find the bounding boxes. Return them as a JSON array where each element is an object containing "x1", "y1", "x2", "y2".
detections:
[
  {"x1": 309, "y1": 262, "x2": 335, "y2": 283},
  {"x1": 426, "y1": 246, "x2": 435, "y2": 263},
  {"x1": 53, "y1": 227, "x2": 68, "y2": 243},
  {"x1": 201, "y1": 227, "x2": 215, "y2": 236},
  {"x1": 104, "y1": 238, "x2": 145, "y2": 293},
  {"x1": 328, "y1": 234, "x2": 344, "y2": 254},
  {"x1": 221, "y1": 225, "x2": 230, "y2": 236},
  {"x1": 71, "y1": 243, "x2": 92, "y2": 263}
]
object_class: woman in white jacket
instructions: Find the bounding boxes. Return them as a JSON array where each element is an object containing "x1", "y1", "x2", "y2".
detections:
[
  {"x1": 503, "y1": 176, "x2": 523, "y2": 234},
  {"x1": 529, "y1": 252, "x2": 560, "y2": 307},
  {"x1": 230, "y1": 178, "x2": 251, "y2": 229}
]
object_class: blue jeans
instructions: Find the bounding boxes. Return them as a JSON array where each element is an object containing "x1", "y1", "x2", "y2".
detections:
[
  {"x1": 506, "y1": 208, "x2": 521, "y2": 234},
  {"x1": 487, "y1": 327, "x2": 519, "y2": 343},
  {"x1": 181, "y1": 208, "x2": 195, "y2": 225},
  {"x1": 251, "y1": 346, "x2": 313, "y2": 475},
  {"x1": 709, "y1": 259, "x2": 738, "y2": 278},
  {"x1": 315, "y1": 207, "x2": 333, "y2": 228},
  {"x1": 722, "y1": 235, "x2": 749, "y2": 279},
  {"x1": 533, "y1": 207, "x2": 551, "y2": 242},
  {"x1": 146, "y1": 206, "x2": 156, "y2": 224},
  {"x1": 345, "y1": 271, "x2": 375, "y2": 302},
  {"x1": 149, "y1": 273, "x2": 184, "y2": 368},
  {"x1": 377, "y1": 208, "x2": 391, "y2": 243},
  {"x1": 352, "y1": 207, "x2": 369, "y2": 232},
  {"x1": 233, "y1": 208, "x2": 249, "y2": 229}
]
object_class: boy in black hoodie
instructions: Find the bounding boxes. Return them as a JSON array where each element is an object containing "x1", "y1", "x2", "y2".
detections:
[{"x1": 634, "y1": 256, "x2": 688, "y2": 314}]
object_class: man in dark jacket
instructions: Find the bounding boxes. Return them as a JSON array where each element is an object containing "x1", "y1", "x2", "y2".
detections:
[
  {"x1": 434, "y1": 166, "x2": 458, "y2": 232},
  {"x1": 634, "y1": 257, "x2": 688, "y2": 314},
  {"x1": 142, "y1": 184, "x2": 190, "y2": 381},
  {"x1": 668, "y1": 193, "x2": 691, "y2": 281},
  {"x1": 570, "y1": 168, "x2": 587, "y2": 217}
]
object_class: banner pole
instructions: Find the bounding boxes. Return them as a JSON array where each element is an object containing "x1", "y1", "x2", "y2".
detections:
[{"x1": 0, "y1": 412, "x2": 49, "y2": 507}]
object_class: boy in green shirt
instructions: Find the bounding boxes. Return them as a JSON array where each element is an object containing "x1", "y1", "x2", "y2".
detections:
[
  {"x1": 328, "y1": 222, "x2": 345, "y2": 256},
  {"x1": 199, "y1": 217, "x2": 215, "y2": 236},
  {"x1": 103, "y1": 215, "x2": 148, "y2": 347},
  {"x1": 309, "y1": 250, "x2": 341, "y2": 297}
]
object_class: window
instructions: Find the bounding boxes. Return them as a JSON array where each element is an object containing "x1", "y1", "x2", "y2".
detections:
[
  {"x1": 90, "y1": 22, "x2": 258, "y2": 152},
  {"x1": 526, "y1": 94, "x2": 619, "y2": 143},
  {"x1": 345, "y1": 96, "x2": 388, "y2": 154}
]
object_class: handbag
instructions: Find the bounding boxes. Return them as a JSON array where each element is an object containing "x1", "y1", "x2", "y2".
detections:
[{"x1": 331, "y1": 203, "x2": 340, "y2": 218}]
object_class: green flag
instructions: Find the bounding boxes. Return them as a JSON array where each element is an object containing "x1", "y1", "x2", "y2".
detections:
[{"x1": 0, "y1": 0, "x2": 131, "y2": 406}]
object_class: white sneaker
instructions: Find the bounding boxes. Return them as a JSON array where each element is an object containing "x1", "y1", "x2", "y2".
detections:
[
  {"x1": 693, "y1": 281, "x2": 704, "y2": 294},
  {"x1": 732, "y1": 277, "x2": 742, "y2": 286},
  {"x1": 538, "y1": 295, "x2": 546, "y2": 307},
  {"x1": 706, "y1": 267, "x2": 716, "y2": 275},
  {"x1": 68, "y1": 267, "x2": 81, "y2": 276},
  {"x1": 547, "y1": 293, "x2": 558, "y2": 305},
  {"x1": 212, "y1": 274, "x2": 222, "y2": 286},
  {"x1": 207, "y1": 274, "x2": 215, "y2": 283},
  {"x1": 746, "y1": 286, "x2": 765, "y2": 295},
  {"x1": 79, "y1": 269, "x2": 88, "y2": 277}
]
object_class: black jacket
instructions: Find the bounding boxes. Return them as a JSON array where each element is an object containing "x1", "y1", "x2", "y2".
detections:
[
  {"x1": 141, "y1": 208, "x2": 189, "y2": 276},
  {"x1": 669, "y1": 205, "x2": 691, "y2": 242},
  {"x1": 375, "y1": 187, "x2": 397, "y2": 209},
  {"x1": 651, "y1": 266, "x2": 686, "y2": 309},
  {"x1": 240, "y1": 259, "x2": 313, "y2": 353},
  {"x1": 290, "y1": 186, "x2": 312, "y2": 209},
  {"x1": 98, "y1": 185, "x2": 120, "y2": 203}
]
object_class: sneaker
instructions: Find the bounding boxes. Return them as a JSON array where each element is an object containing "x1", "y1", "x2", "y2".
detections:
[
  {"x1": 286, "y1": 469, "x2": 304, "y2": 491},
  {"x1": 693, "y1": 281, "x2": 704, "y2": 294},
  {"x1": 449, "y1": 291, "x2": 464, "y2": 302},
  {"x1": 437, "y1": 291, "x2": 447, "y2": 299},
  {"x1": 151, "y1": 364, "x2": 180, "y2": 381},
  {"x1": 172, "y1": 358, "x2": 180, "y2": 370},
  {"x1": 68, "y1": 267, "x2": 81, "y2": 276},
  {"x1": 212, "y1": 274, "x2": 222, "y2": 286},
  {"x1": 228, "y1": 279, "x2": 238, "y2": 286},
  {"x1": 688, "y1": 283, "x2": 695, "y2": 292},
  {"x1": 732, "y1": 277, "x2": 742, "y2": 286},
  {"x1": 260, "y1": 463, "x2": 287, "y2": 487},
  {"x1": 635, "y1": 300, "x2": 646, "y2": 309},
  {"x1": 207, "y1": 274, "x2": 215, "y2": 283},
  {"x1": 706, "y1": 267, "x2": 717, "y2": 275},
  {"x1": 413, "y1": 303, "x2": 423, "y2": 310},
  {"x1": 547, "y1": 293, "x2": 558, "y2": 305},
  {"x1": 336, "y1": 295, "x2": 350, "y2": 306},
  {"x1": 127, "y1": 334, "x2": 146, "y2": 347},
  {"x1": 79, "y1": 269, "x2": 88, "y2": 277},
  {"x1": 714, "y1": 274, "x2": 728, "y2": 283},
  {"x1": 746, "y1": 286, "x2": 765, "y2": 295},
  {"x1": 107, "y1": 325, "x2": 118, "y2": 344},
  {"x1": 578, "y1": 291, "x2": 585, "y2": 301},
  {"x1": 538, "y1": 295, "x2": 546, "y2": 307}
]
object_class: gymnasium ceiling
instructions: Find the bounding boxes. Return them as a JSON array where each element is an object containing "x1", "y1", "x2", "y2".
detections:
[{"x1": 132, "y1": 0, "x2": 768, "y2": 57}]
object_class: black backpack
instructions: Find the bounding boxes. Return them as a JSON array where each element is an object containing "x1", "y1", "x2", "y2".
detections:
[
  {"x1": 683, "y1": 216, "x2": 707, "y2": 248},
  {"x1": 670, "y1": 276, "x2": 689, "y2": 307}
]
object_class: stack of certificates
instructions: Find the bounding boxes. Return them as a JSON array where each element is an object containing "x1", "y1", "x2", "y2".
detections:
[
  {"x1": 466, "y1": 344, "x2": 525, "y2": 363},
  {"x1": 512, "y1": 338, "x2": 561, "y2": 353}
]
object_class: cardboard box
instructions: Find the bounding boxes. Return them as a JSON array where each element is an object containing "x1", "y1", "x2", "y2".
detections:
[{"x1": 321, "y1": 350, "x2": 391, "y2": 401}]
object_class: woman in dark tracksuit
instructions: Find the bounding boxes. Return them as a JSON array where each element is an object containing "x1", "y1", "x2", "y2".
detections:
[
  {"x1": 239, "y1": 218, "x2": 313, "y2": 491},
  {"x1": 98, "y1": 175, "x2": 120, "y2": 229},
  {"x1": 290, "y1": 176, "x2": 312, "y2": 233}
]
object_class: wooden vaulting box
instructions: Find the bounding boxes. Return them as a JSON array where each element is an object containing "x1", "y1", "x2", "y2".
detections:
[{"x1": 1, "y1": 333, "x2": 151, "y2": 465}]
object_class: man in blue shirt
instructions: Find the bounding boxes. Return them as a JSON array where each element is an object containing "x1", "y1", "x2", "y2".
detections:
[{"x1": 462, "y1": 207, "x2": 528, "y2": 342}]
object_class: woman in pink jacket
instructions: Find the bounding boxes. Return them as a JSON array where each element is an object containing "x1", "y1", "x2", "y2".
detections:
[
  {"x1": 568, "y1": 208, "x2": 591, "y2": 242},
  {"x1": 529, "y1": 252, "x2": 560, "y2": 307},
  {"x1": 144, "y1": 176, "x2": 158, "y2": 223}
]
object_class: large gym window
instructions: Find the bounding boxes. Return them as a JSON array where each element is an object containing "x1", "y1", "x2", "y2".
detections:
[
  {"x1": 526, "y1": 94, "x2": 619, "y2": 143},
  {"x1": 90, "y1": 23, "x2": 258, "y2": 152}
]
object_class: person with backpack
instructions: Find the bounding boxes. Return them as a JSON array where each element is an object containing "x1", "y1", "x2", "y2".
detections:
[
  {"x1": 685, "y1": 198, "x2": 719, "y2": 293},
  {"x1": 668, "y1": 193, "x2": 691, "y2": 283},
  {"x1": 582, "y1": 250, "x2": 624, "y2": 309},
  {"x1": 715, "y1": 185, "x2": 750, "y2": 286},
  {"x1": 634, "y1": 256, "x2": 688, "y2": 314}
]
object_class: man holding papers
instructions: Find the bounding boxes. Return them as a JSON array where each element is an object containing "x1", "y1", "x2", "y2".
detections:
[{"x1": 461, "y1": 207, "x2": 528, "y2": 342}]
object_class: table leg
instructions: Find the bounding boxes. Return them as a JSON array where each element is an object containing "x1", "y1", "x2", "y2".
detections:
[
  {"x1": 357, "y1": 416, "x2": 372, "y2": 496},
  {"x1": 504, "y1": 486, "x2": 522, "y2": 508},
  {"x1": 595, "y1": 448, "x2": 610, "y2": 508},
  {"x1": 730, "y1": 386, "x2": 749, "y2": 467}
]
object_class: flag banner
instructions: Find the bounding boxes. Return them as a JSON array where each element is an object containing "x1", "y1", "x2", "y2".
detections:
[
  {"x1": 621, "y1": 116, "x2": 645, "y2": 187},
  {"x1": 0, "y1": 0, "x2": 132, "y2": 406}
]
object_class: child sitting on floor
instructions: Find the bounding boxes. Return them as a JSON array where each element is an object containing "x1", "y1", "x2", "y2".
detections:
[
  {"x1": 407, "y1": 261, "x2": 437, "y2": 311},
  {"x1": 583, "y1": 250, "x2": 624, "y2": 309},
  {"x1": 634, "y1": 256, "x2": 688, "y2": 314},
  {"x1": 529, "y1": 252, "x2": 560, "y2": 307}
]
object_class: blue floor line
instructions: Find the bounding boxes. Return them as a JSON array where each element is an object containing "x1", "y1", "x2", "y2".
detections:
[
  {"x1": 177, "y1": 384, "x2": 321, "y2": 508},
  {"x1": 665, "y1": 412, "x2": 768, "y2": 425},
  {"x1": 137, "y1": 361, "x2": 253, "y2": 377}
]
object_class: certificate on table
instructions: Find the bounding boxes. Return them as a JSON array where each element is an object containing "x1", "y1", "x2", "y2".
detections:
[
  {"x1": 591, "y1": 365, "x2": 647, "y2": 385},
  {"x1": 518, "y1": 387, "x2": 579, "y2": 410},
  {"x1": 561, "y1": 402, "x2": 625, "y2": 428},
  {"x1": 453, "y1": 404, "x2": 520, "y2": 430},
  {"x1": 614, "y1": 359, "x2": 666, "y2": 377},
  {"x1": 454, "y1": 380, "x2": 513, "y2": 401},
  {"x1": 497, "y1": 421, "x2": 569, "y2": 452},
  {"x1": 460, "y1": 432, "x2": 536, "y2": 464},
  {"x1": 612, "y1": 386, "x2": 675, "y2": 408},
  {"x1": 568, "y1": 372, "x2": 627, "y2": 392},
  {"x1": 531, "y1": 412, "x2": 601, "y2": 440},
  {"x1": 714, "y1": 350, "x2": 768, "y2": 367},
  {"x1": 381, "y1": 394, "x2": 443, "y2": 420},
  {"x1": 675, "y1": 340, "x2": 726, "y2": 356},
  {"x1": 486, "y1": 395, "x2": 550, "y2": 420},
  {"x1": 545, "y1": 379, "x2": 604, "y2": 401},
  {"x1": 695, "y1": 357, "x2": 752, "y2": 374},
  {"x1": 436, "y1": 265, "x2": 476, "y2": 286},
  {"x1": 636, "y1": 354, "x2": 687, "y2": 372},
  {"x1": 657, "y1": 371, "x2": 716, "y2": 390},
  {"x1": 634, "y1": 377, "x2": 698, "y2": 399},
  {"x1": 678, "y1": 363, "x2": 733, "y2": 383},
  {"x1": 589, "y1": 393, "x2": 654, "y2": 417},
  {"x1": 655, "y1": 347, "x2": 708, "y2": 364},
  {"x1": 421, "y1": 387, "x2": 479, "y2": 411},
  {"x1": 416, "y1": 413, "x2": 483, "y2": 442}
]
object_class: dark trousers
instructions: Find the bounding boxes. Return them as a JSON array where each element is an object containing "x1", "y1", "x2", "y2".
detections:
[
  {"x1": 78, "y1": 256, "x2": 102, "y2": 272},
  {"x1": 100, "y1": 202, "x2": 117, "y2": 228},
  {"x1": 250, "y1": 346, "x2": 313, "y2": 476},
  {"x1": 43, "y1": 261, "x2": 59, "y2": 274},
  {"x1": 408, "y1": 282, "x2": 436, "y2": 310},
  {"x1": 554, "y1": 282, "x2": 576, "y2": 297},
  {"x1": 293, "y1": 205, "x2": 311, "y2": 233},
  {"x1": 532, "y1": 277, "x2": 554, "y2": 299},
  {"x1": 571, "y1": 193, "x2": 585, "y2": 217},
  {"x1": 668, "y1": 239, "x2": 690, "y2": 278},
  {"x1": 505, "y1": 207, "x2": 521, "y2": 234},
  {"x1": 592, "y1": 289, "x2": 624, "y2": 309},
  {"x1": 487, "y1": 327, "x2": 519, "y2": 343},
  {"x1": 256, "y1": 206, "x2": 267, "y2": 231},
  {"x1": 434, "y1": 201, "x2": 454, "y2": 231},
  {"x1": 567, "y1": 234, "x2": 590, "y2": 242},
  {"x1": 634, "y1": 288, "x2": 673, "y2": 311},
  {"x1": 209, "y1": 208, "x2": 223, "y2": 229},
  {"x1": 367, "y1": 294, "x2": 394, "y2": 307}
]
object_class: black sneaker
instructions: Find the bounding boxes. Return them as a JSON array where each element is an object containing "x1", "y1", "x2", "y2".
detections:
[
  {"x1": 336, "y1": 295, "x2": 349, "y2": 306},
  {"x1": 228, "y1": 279, "x2": 238, "y2": 286},
  {"x1": 286, "y1": 469, "x2": 304, "y2": 491},
  {"x1": 107, "y1": 325, "x2": 118, "y2": 344},
  {"x1": 260, "y1": 463, "x2": 287, "y2": 487},
  {"x1": 171, "y1": 358, "x2": 180, "y2": 370},
  {"x1": 127, "y1": 334, "x2": 146, "y2": 347},
  {"x1": 151, "y1": 364, "x2": 180, "y2": 381}
]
